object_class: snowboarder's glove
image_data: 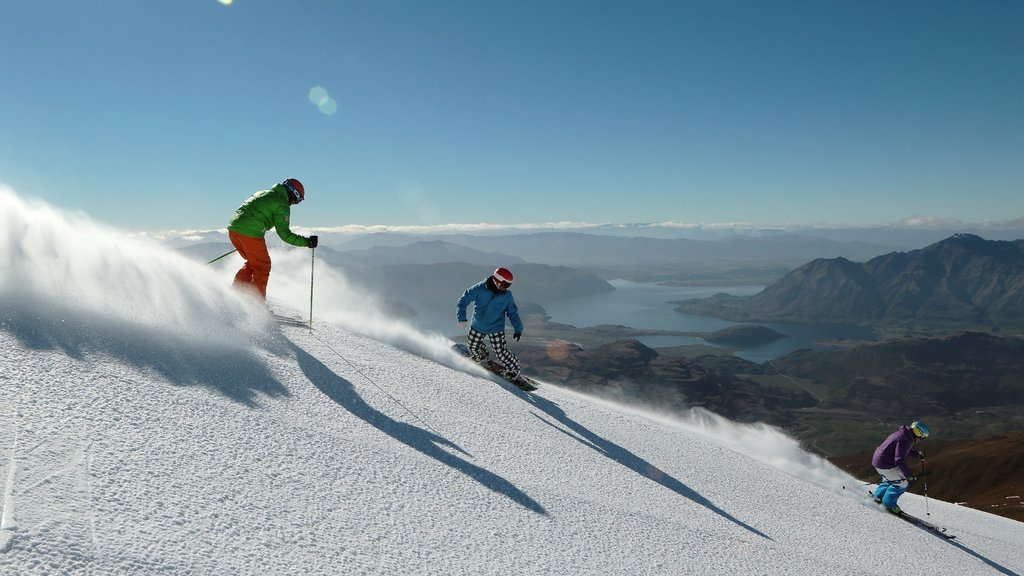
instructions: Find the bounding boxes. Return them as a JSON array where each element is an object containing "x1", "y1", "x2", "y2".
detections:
[
  {"x1": 906, "y1": 475, "x2": 917, "y2": 484},
  {"x1": 513, "y1": 331, "x2": 522, "y2": 341},
  {"x1": 919, "y1": 451, "x2": 925, "y2": 460},
  {"x1": 307, "y1": 235, "x2": 319, "y2": 248}
]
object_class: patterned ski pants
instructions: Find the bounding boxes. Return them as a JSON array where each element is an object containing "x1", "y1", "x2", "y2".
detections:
[{"x1": 467, "y1": 328, "x2": 520, "y2": 375}]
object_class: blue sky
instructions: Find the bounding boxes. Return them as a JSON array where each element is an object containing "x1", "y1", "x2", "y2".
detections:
[{"x1": 1, "y1": 0, "x2": 1022, "y2": 232}]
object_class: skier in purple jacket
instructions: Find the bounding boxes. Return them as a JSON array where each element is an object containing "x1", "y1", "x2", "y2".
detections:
[{"x1": 871, "y1": 421, "x2": 929, "y2": 514}]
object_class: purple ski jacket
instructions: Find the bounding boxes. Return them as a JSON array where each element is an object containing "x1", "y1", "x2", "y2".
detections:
[{"x1": 871, "y1": 425, "x2": 922, "y2": 478}]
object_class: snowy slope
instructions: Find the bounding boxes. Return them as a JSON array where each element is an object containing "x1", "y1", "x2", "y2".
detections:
[{"x1": 1, "y1": 187, "x2": 1022, "y2": 576}]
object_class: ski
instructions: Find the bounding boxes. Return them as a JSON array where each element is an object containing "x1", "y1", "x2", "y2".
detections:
[
  {"x1": 272, "y1": 313, "x2": 309, "y2": 328},
  {"x1": 451, "y1": 343, "x2": 539, "y2": 392},
  {"x1": 867, "y1": 491, "x2": 955, "y2": 539},
  {"x1": 895, "y1": 511, "x2": 955, "y2": 539}
]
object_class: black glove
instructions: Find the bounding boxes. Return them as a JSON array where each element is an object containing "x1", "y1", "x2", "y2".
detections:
[
  {"x1": 906, "y1": 475, "x2": 917, "y2": 485},
  {"x1": 919, "y1": 450, "x2": 926, "y2": 460},
  {"x1": 307, "y1": 235, "x2": 318, "y2": 248},
  {"x1": 513, "y1": 332, "x2": 522, "y2": 341}
]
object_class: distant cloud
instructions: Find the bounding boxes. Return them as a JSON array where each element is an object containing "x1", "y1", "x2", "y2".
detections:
[
  {"x1": 308, "y1": 221, "x2": 600, "y2": 235},
  {"x1": 891, "y1": 215, "x2": 1024, "y2": 230},
  {"x1": 144, "y1": 216, "x2": 1024, "y2": 246},
  {"x1": 892, "y1": 216, "x2": 964, "y2": 228},
  {"x1": 133, "y1": 229, "x2": 227, "y2": 244}
]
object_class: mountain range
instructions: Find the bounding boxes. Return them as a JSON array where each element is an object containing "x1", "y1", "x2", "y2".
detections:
[
  {"x1": 174, "y1": 230, "x2": 903, "y2": 287},
  {"x1": 332, "y1": 231, "x2": 899, "y2": 279},
  {"x1": 677, "y1": 234, "x2": 1024, "y2": 332}
]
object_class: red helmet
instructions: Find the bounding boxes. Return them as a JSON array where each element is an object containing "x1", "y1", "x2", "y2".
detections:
[
  {"x1": 491, "y1": 267, "x2": 513, "y2": 290},
  {"x1": 282, "y1": 178, "x2": 305, "y2": 203}
]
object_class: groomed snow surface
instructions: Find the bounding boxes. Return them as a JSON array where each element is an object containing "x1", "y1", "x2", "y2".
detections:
[{"x1": 1, "y1": 187, "x2": 1022, "y2": 575}]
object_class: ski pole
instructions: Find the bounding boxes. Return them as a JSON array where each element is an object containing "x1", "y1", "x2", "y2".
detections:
[
  {"x1": 308, "y1": 247, "x2": 315, "y2": 330},
  {"x1": 205, "y1": 249, "x2": 237, "y2": 265},
  {"x1": 922, "y1": 457, "x2": 930, "y2": 516}
]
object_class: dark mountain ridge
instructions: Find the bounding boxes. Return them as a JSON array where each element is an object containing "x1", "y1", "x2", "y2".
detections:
[
  {"x1": 678, "y1": 234, "x2": 1024, "y2": 331},
  {"x1": 770, "y1": 331, "x2": 1024, "y2": 418}
]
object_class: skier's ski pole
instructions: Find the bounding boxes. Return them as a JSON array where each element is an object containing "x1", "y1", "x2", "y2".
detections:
[
  {"x1": 205, "y1": 249, "x2": 237, "y2": 265},
  {"x1": 922, "y1": 457, "x2": 930, "y2": 516},
  {"x1": 308, "y1": 247, "x2": 315, "y2": 330}
]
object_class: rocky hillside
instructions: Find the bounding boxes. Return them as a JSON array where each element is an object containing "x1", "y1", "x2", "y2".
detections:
[
  {"x1": 677, "y1": 234, "x2": 1024, "y2": 331},
  {"x1": 770, "y1": 331, "x2": 1024, "y2": 419}
]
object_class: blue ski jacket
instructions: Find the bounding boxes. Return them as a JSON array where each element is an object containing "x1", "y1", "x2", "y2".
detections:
[
  {"x1": 871, "y1": 425, "x2": 922, "y2": 478},
  {"x1": 456, "y1": 280, "x2": 524, "y2": 335}
]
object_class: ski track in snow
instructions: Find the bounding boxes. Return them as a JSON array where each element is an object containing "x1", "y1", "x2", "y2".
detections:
[{"x1": 1, "y1": 188, "x2": 1023, "y2": 575}]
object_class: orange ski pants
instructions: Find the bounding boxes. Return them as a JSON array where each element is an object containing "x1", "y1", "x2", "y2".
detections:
[{"x1": 229, "y1": 230, "x2": 272, "y2": 300}]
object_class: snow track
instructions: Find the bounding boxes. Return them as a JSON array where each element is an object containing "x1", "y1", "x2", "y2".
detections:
[{"x1": 1, "y1": 428, "x2": 18, "y2": 553}]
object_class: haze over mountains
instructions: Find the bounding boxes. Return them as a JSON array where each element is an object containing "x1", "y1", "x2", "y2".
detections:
[
  {"x1": 175, "y1": 228, "x2": 912, "y2": 318},
  {"x1": 332, "y1": 232, "x2": 895, "y2": 271}
]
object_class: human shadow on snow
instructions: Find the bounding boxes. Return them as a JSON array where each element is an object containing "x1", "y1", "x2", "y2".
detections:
[
  {"x1": 0, "y1": 300, "x2": 288, "y2": 406},
  {"x1": 911, "y1": 528, "x2": 1019, "y2": 575},
  {"x1": 521, "y1": 390, "x2": 770, "y2": 539},
  {"x1": 287, "y1": 339, "x2": 547, "y2": 515}
]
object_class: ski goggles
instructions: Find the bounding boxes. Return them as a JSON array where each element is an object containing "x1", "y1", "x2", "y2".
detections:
[
  {"x1": 283, "y1": 180, "x2": 303, "y2": 204},
  {"x1": 494, "y1": 278, "x2": 511, "y2": 290}
]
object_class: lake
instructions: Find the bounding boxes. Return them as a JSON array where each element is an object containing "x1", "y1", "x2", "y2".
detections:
[{"x1": 542, "y1": 279, "x2": 874, "y2": 363}]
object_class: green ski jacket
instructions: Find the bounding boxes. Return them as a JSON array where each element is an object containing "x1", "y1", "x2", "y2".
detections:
[{"x1": 227, "y1": 184, "x2": 309, "y2": 247}]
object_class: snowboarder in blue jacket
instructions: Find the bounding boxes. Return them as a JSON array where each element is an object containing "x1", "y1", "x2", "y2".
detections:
[
  {"x1": 456, "y1": 267, "x2": 524, "y2": 380},
  {"x1": 871, "y1": 421, "x2": 929, "y2": 514}
]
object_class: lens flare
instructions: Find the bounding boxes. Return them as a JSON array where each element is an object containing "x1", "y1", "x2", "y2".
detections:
[
  {"x1": 318, "y1": 98, "x2": 337, "y2": 115},
  {"x1": 308, "y1": 86, "x2": 337, "y2": 116},
  {"x1": 546, "y1": 340, "x2": 573, "y2": 361},
  {"x1": 308, "y1": 86, "x2": 328, "y2": 105}
]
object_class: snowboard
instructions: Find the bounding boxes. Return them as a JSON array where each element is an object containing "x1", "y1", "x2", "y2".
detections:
[{"x1": 451, "y1": 343, "x2": 539, "y2": 392}]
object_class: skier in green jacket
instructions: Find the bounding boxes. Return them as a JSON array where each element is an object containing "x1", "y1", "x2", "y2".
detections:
[{"x1": 227, "y1": 178, "x2": 317, "y2": 300}]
